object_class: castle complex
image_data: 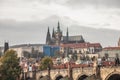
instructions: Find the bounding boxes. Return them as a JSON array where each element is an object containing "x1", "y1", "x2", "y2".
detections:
[{"x1": 46, "y1": 22, "x2": 85, "y2": 45}]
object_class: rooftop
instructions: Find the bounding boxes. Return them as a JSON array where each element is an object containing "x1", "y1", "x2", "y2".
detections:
[{"x1": 60, "y1": 42, "x2": 102, "y2": 48}]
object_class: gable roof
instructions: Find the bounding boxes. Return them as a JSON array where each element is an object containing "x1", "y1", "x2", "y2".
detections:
[{"x1": 63, "y1": 35, "x2": 84, "y2": 42}]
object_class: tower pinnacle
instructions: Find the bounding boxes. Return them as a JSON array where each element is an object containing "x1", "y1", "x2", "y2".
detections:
[
  {"x1": 66, "y1": 27, "x2": 69, "y2": 43},
  {"x1": 46, "y1": 27, "x2": 51, "y2": 45},
  {"x1": 52, "y1": 27, "x2": 55, "y2": 38},
  {"x1": 57, "y1": 21, "x2": 60, "y2": 32}
]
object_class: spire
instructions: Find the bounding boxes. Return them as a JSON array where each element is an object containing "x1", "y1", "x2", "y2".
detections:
[
  {"x1": 46, "y1": 27, "x2": 51, "y2": 45},
  {"x1": 66, "y1": 27, "x2": 69, "y2": 43},
  {"x1": 4, "y1": 42, "x2": 9, "y2": 53},
  {"x1": 57, "y1": 21, "x2": 60, "y2": 32},
  {"x1": 52, "y1": 27, "x2": 55, "y2": 38},
  {"x1": 67, "y1": 27, "x2": 69, "y2": 37}
]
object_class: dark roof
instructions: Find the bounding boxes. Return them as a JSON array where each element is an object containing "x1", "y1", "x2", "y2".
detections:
[{"x1": 63, "y1": 35, "x2": 84, "y2": 42}]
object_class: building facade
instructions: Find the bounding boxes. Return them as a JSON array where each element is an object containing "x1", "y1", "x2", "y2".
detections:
[
  {"x1": 98, "y1": 47, "x2": 120, "y2": 60},
  {"x1": 60, "y1": 42, "x2": 102, "y2": 54},
  {"x1": 0, "y1": 44, "x2": 44, "y2": 58},
  {"x1": 43, "y1": 45, "x2": 60, "y2": 57}
]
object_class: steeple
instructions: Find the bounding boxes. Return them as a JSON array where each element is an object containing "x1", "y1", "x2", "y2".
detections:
[
  {"x1": 46, "y1": 27, "x2": 51, "y2": 45},
  {"x1": 66, "y1": 27, "x2": 69, "y2": 43},
  {"x1": 57, "y1": 21, "x2": 60, "y2": 32},
  {"x1": 4, "y1": 42, "x2": 9, "y2": 53},
  {"x1": 52, "y1": 27, "x2": 55, "y2": 38},
  {"x1": 54, "y1": 21, "x2": 62, "y2": 45}
]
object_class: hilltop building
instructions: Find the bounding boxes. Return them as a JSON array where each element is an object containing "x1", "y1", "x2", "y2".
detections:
[
  {"x1": 45, "y1": 22, "x2": 103, "y2": 57},
  {"x1": 0, "y1": 44, "x2": 44, "y2": 58},
  {"x1": 10, "y1": 44, "x2": 44, "y2": 58},
  {"x1": 46, "y1": 22, "x2": 85, "y2": 46},
  {"x1": 60, "y1": 42, "x2": 102, "y2": 54}
]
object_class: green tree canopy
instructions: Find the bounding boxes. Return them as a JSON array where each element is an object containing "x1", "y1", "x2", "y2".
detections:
[
  {"x1": 0, "y1": 50, "x2": 22, "y2": 80},
  {"x1": 40, "y1": 57, "x2": 53, "y2": 70}
]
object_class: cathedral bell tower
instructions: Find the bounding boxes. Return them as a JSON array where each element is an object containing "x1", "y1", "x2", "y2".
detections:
[
  {"x1": 46, "y1": 27, "x2": 51, "y2": 45},
  {"x1": 55, "y1": 22, "x2": 62, "y2": 45},
  {"x1": 66, "y1": 27, "x2": 69, "y2": 43}
]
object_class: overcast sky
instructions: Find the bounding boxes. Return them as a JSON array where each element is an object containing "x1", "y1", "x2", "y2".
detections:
[{"x1": 0, "y1": 0, "x2": 120, "y2": 47}]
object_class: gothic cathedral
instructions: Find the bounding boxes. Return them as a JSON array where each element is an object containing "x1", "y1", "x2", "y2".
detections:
[{"x1": 46, "y1": 22, "x2": 85, "y2": 46}]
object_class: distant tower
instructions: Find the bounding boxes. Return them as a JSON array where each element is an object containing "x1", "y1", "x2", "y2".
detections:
[
  {"x1": 57, "y1": 21, "x2": 60, "y2": 32},
  {"x1": 4, "y1": 42, "x2": 9, "y2": 53},
  {"x1": 46, "y1": 27, "x2": 51, "y2": 45},
  {"x1": 55, "y1": 21, "x2": 62, "y2": 45},
  {"x1": 118, "y1": 37, "x2": 120, "y2": 47},
  {"x1": 52, "y1": 28, "x2": 55, "y2": 39},
  {"x1": 66, "y1": 27, "x2": 69, "y2": 43}
]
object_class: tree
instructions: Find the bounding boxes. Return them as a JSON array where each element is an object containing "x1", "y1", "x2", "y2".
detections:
[
  {"x1": 40, "y1": 57, "x2": 53, "y2": 70},
  {"x1": 0, "y1": 51, "x2": 2, "y2": 57},
  {"x1": 0, "y1": 50, "x2": 22, "y2": 80}
]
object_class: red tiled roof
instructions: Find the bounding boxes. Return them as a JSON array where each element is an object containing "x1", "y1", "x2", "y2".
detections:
[
  {"x1": 89, "y1": 43, "x2": 102, "y2": 47},
  {"x1": 60, "y1": 43, "x2": 102, "y2": 48},
  {"x1": 103, "y1": 47, "x2": 120, "y2": 50}
]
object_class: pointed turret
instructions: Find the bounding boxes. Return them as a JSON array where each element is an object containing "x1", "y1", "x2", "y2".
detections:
[
  {"x1": 66, "y1": 27, "x2": 69, "y2": 43},
  {"x1": 4, "y1": 42, "x2": 9, "y2": 53},
  {"x1": 57, "y1": 21, "x2": 60, "y2": 32},
  {"x1": 55, "y1": 21, "x2": 62, "y2": 45},
  {"x1": 52, "y1": 27, "x2": 55, "y2": 38},
  {"x1": 46, "y1": 27, "x2": 51, "y2": 45}
]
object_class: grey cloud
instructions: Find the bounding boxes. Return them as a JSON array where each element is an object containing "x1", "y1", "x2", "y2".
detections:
[
  {"x1": 1, "y1": 0, "x2": 120, "y2": 8},
  {"x1": 69, "y1": 24, "x2": 120, "y2": 47},
  {"x1": 65, "y1": 0, "x2": 120, "y2": 8}
]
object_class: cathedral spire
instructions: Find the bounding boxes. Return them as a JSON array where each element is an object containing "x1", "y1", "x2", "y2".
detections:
[
  {"x1": 66, "y1": 27, "x2": 69, "y2": 43},
  {"x1": 46, "y1": 27, "x2": 51, "y2": 45},
  {"x1": 57, "y1": 21, "x2": 60, "y2": 32},
  {"x1": 52, "y1": 27, "x2": 55, "y2": 38}
]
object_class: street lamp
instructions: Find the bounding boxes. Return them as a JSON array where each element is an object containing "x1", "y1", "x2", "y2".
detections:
[{"x1": 47, "y1": 64, "x2": 51, "y2": 80}]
